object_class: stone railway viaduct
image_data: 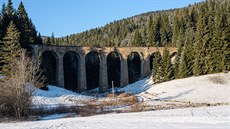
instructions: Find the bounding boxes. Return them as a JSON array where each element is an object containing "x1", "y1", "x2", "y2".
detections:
[{"x1": 32, "y1": 45, "x2": 177, "y2": 93}]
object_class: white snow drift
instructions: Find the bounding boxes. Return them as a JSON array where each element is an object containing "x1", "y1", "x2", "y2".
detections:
[
  {"x1": 32, "y1": 85, "x2": 92, "y2": 108},
  {"x1": 140, "y1": 72, "x2": 230, "y2": 104},
  {"x1": 0, "y1": 105, "x2": 229, "y2": 129}
]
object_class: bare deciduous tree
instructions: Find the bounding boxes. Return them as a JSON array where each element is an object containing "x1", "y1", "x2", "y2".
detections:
[{"x1": 0, "y1": 49, "x2": 44, "y2": 118}]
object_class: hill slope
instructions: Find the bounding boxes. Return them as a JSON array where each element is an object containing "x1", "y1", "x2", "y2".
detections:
[
  {"x1": 139, "y1": 72, "x2": 230, "y2": 104},
  {"x1": 47, "y1": 0, "x2": 229, "y2": 49}
]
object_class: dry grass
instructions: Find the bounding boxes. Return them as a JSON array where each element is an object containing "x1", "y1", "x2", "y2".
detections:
[
  {"x1": 130, "y1": 102, "x2": 149, "y2": 112},
  {"x1": 73, "y1": 93, "x2": 138, "y2": 116},
  {"x1": 209, "y1": 76, "x2": 226, "y2": 84}
]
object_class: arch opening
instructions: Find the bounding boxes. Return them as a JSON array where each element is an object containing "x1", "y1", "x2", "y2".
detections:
[
  {"x1": 63, "y1": 51, "x2": 79, "y2": 92},
  {"x1": 85, "y1": 52, "x2": 100, "y2": 90},
  {"x1": 107, "y1": 52, "x2": 121, "y2": 88},
  {"x1": 127, "y1": 52, "x2": 141, "y2": 84},
  {"x1": 41, "y1": 51, "x2": 57, "y2": 85}
]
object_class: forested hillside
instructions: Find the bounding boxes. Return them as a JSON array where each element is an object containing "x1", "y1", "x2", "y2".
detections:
[
  {"x1": 49, "y1": 0, "x2": 229, "y2": 81},
  {"x1": 50, "y1": 0, "x2": 229, "y2": 48}
]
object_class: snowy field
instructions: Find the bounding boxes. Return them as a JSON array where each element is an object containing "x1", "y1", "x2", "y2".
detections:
[
  {"x1": 1, "y1": 72, "x2": 229, "y2": 128},
  {"x1": 0, "y1": 105, "x2": 229, "y2": 129},
  {"x1": 32, "y1": 72, "x2": 230, "y2": 108},
  {"x1": 140, "y1": 72, "x2": 230, "y2": 104}
]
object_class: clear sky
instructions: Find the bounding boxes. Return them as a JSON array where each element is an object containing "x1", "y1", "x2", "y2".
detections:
[{"x1": 1, "y1": 0, "x2": 204, "y2": 37}]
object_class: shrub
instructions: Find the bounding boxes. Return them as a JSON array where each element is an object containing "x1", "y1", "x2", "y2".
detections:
[
  {"x1": 0, "y1": 50, "x2": 44, "y2": 119},
  {"x1": 130, "y1": 102, "x2": 148, "y2": 112}
]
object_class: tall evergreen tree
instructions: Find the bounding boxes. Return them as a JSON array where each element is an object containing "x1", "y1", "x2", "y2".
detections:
[
  {"x1": 17, "y1": 1, "x2": 37, "y2": 50},
  {"x1": 0, "y1": 21, "x2": 21, "y2": 75},
  {"x1": 161, "y1": 48, "x2": 172, "y2": 82},
  {"x1": 209, "y1": 7, "x2": 225, "y2": 73},
  {"x1": 0, "y1": 3, "x2": 10, "y2": 40},
  {"x1": 147, "y1": 16, "x2": 154, "y2": 46},
  {"x1": 34, "y1": 33, "x2": 43, "y2": 44},
  {"x1": 6, "y1": 0, "x2": 13, "y2": 18},
  {"x1": 152, "y1": 50, "x2": 162, "y2": 83},
  {"x1": 193, "y1": 5, "x2": 206, "y2": 76},
  {"x1": 161, "y1": 14, "x2": 171, "y2": 46},
  {"x1": 173, "y1": 28, "x2": 184, "y2": 78},
  {"x1": 133, "y1": 30, "x2": 142, "y2": 46},
  {"x1": 178, "y1": 47, "x2": 186, "y2": 78},
  {"x1": 153, "y1": 15, "x2": 162, "y2": 47}
]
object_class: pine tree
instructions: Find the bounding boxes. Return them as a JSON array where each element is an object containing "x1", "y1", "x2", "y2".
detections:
[
  {"x1": 161, "y1": 48, "x2": 171, "y2": 82},
  {"x1": 17, "y1": 1, "x2": 37, "y2": 50},
  {"x1": 147, "y1": 16, "x2": 154, "y2": 46},
  {"x1": 154, "y1": 15, "x2": 162, "y2": 46},
  {"x1": 193, "y1": 5, "x2": 206, "y2": 76},
  {"x1": 152, "y1": 50, "x2": 162, "y2": 83},
  {"x1": 173, "y1": 28, "x2": 184, "y2": 78},
  {"x1": 142, "y1": 27, "x2": 147, "y2": 46},
  {"x1": 172, "y1": 11, "x2": 180, "y2": 46},
  {"x1": 133, "y1": 30, "x2": 142, "y2": 46},
  {"x1": 209, "y1": 7, "x2": 224, "y2": 73},
  {"x1": 178, "y1": 47, "x2": 186, "y2": 78},
  {"x1": 0, "y1": 3, "x2": 10, "y2": 40},
  {"x1": 161, "y1": 14, "x2": 171, "y2": 46},
  {"x1": 224, "y1": 8, "x2": 230, "y2": 71},
  {"x1": 6, "y1": 0, "x2": 13, "y2": 18},
  {"x1": 0, "y1": 21, "x2": 21, "y2": 76},
  {"x1": 51, "y1": 32, "x2": 55, "y2": 44},
  {"x1": 34, "y1": 33, "x2": 43, "y2": 44}
]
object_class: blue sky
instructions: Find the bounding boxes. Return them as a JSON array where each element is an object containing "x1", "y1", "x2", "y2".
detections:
[{"x1": 1, "y1": 0, "x2": 204, "y2": 37}]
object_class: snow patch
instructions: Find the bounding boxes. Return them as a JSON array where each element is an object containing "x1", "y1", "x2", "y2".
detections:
[
  {"x1": 141, "y1": 72, "x2": 230, "y2": 104},
  {"x1": 32, "y1": 85, "x2": 92, "y2": 108},
  {"x1": 121, "y1": 76, "x2": 154, "y2": 94}
]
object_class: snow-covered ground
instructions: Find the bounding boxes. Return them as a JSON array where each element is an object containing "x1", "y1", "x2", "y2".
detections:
[
  {"x1": 140, "y1": 72, "x2": 230, "y2": 104},
  {"x1": 32, "y1": 85, "x2": 92, "y2": 108},
  {"x1": 32, "y1": 72, "x2": 230, "y2": 109},
  {"x1": 0, "y1": 105, "x2": 229, "y2": 129},
  {"x1": 120, "y1": 76, "x2": 154, "y2": 94},
  {"x1": 2, "y1": 72, "x2": 228, "y2": 128}
]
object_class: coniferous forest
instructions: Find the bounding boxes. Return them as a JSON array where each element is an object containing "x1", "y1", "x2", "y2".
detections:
[
  {"x1": 50, "y1": 0, "x2": 229, "y2": 82},
  {"x1": 0, "y1": 0, "x2": 42, "y2": 72},
  {"x1": 0, "y1": 0, "x2": 229, "y2": 83}
]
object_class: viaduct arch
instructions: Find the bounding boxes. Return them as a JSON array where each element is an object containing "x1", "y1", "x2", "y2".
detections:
[{"x1": 32, "y1": 45, "x2": 177, "y2": 93}]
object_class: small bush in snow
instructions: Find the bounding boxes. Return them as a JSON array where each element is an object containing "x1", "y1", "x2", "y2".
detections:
[
  {"x1": 0, "y1": 50, "x2": 45, "y2": 119},
  {"x1": 130, "y1": 102, "x2": 148, "y2": 112}
]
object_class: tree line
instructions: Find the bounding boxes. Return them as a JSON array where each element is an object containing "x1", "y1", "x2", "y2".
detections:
[
  {"x1": 48, "y1": 1, "x2": 229, "y2": 49},
  {"x1": 0, "y1": 0, "x2": 42, "y2": 72},
  {"x1": 152, "y1": 0, "x2": 230, "y2": 83}
]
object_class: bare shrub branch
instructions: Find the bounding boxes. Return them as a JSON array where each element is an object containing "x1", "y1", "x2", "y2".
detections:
[{"x1": 0, "y1": 49, "x2": 45, "y2": 118}]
